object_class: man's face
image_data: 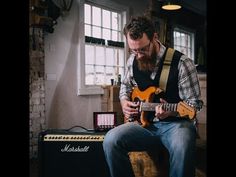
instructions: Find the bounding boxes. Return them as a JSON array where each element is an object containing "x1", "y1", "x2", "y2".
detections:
[{"x1": 127, "y1": 33, "x2": 156, "y2": 72}]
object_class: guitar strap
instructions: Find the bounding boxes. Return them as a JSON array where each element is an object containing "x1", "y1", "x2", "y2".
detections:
[{"x1": 159, "y1": 48, "x2": 175, "y2": 92}]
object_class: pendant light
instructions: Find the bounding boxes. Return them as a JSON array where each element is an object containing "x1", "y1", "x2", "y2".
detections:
[{"x1": 162, "y1": 0, "x2": 182, "y2": 10}]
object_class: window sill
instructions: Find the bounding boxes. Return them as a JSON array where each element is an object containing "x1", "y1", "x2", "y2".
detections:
[{"x1": 77, "y1": 86, "x2": 104, "y2": 95}]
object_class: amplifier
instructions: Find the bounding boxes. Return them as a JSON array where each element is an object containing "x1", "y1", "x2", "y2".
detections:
[{"x1": 38, "y1": 129, "x2": 110, "y2": 177}]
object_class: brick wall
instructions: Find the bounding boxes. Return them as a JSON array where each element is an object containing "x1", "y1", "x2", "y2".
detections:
[{"x1": 29, "y1": 27, "x2": 46, "y2": 158}]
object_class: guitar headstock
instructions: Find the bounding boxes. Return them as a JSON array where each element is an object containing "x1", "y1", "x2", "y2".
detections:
[{"x1": 177, "y1": 101, "x2": 196, "y2": 119}]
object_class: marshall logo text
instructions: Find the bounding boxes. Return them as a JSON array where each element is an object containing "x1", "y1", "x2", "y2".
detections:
[{"x1": 61, "y1": 144, "x2": 90, "y2": 152}]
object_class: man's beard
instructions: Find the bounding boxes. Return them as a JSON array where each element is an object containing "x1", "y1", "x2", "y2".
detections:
[{"x1": 136, "y1": 49, "x2": 157, "y2": 72}]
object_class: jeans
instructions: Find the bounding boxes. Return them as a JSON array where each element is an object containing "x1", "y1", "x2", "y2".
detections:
[{"x1": 103, "y1": 119, "x2": 197, "y2": 177}]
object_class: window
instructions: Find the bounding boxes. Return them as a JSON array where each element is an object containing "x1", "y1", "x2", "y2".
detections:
[
  {"x1": 77, "y1": 0, "x2": 128, "y2": 95},
  {"x1": 84, "y1": 4, "x2": 125, "y2": 85},
  {"x1": 173, "y1": 27, "x2": 195, "y2": 62}
]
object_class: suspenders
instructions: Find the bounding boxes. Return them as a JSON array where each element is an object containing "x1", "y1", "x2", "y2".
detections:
[{"x1": 159, "y1": 48, "x2": 175, "y2": 91}]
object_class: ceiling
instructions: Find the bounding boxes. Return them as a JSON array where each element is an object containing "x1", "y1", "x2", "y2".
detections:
[
  {"x1": 181, "y1": 0, "x2": 206, "y2": 17},
  {"x1": 157, "y1": 0, "x2": 206, "y2": 17}
]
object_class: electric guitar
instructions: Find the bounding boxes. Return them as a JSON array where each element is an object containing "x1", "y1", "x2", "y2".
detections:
[{"x1": 130, "y1": 86, "x2": 196, "y2": 127}]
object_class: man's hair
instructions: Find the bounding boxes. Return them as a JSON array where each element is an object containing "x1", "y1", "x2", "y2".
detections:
[{"x1": 123, "y1": 16, "x2": 155, "y2": 40}]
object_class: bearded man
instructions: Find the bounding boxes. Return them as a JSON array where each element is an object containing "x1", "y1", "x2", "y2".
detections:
[{"x1": 103, "y1": 15, "x2": 203, "y2": 177}]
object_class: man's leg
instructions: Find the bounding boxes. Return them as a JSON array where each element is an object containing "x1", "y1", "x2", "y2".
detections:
[
  {"x1": 103, "y1": 122, "x2": 159, "y2": 177},
  {"x1": 156, "y1": 120, "x2": 197, "y2": 177}
]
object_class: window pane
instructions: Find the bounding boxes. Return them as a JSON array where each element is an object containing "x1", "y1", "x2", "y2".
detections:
[
  {"x1": 185, "y1": 36, "x2": 188, "y2": 48},
  {"x1": 83, "y1": 4, "x2": 125, "y2": 86},
  {"x1": 95, "y1": 66, "x2": 105, "y2": 85},
  {"x1": 86, "y1": 65, "x2": 94, "y2": 85},
  {"x1": 95, "y1": 46, "x2": 105, "y2": 65},
  {"x1": 174, "y1": 28, "x2": 195, "y2": 62},
  {"x1": 188, "y1": 48, "x2": 191, "y2": 58},
  {"x1": 85, "y1": 25, "x2": 91, "y2": 36},
  {"x1": 92, "y1": 6, "x2": 101, "y2": 26},
  {"x1": 85, "y1": 45, "x2": 94, "y2": 64},
  {"x1": 105, "y1": 66, "x2": 114, "y2": 85},
  {"x1": 185, "y1": 35, "x2": 189, "y2": 47},
  {"x1": 114, "y1": 49, "x2": 119, "y2": 66},
  {"x1": 118, "y1": 32, "x2": 122, "y2": 41},
  {"x1": 106, "y1": 66, "x2": 114, "y2": 76},
  {"x1": 188, "y1": 35, "x2": 191, "y2": 47},
  {"x1": 92, "y1": 26, "x2": 101, "y2": 38},
  {"x1": 118, "y1": 14, "x2": 121, "y2": 31},
  {"x1": 112, "y1": 12, "x2": 118, "y2": 30},
  {"x1": 118, "y1": 49, "x2": 125, "y2": 66},
  {"x1": 114, "y1": 66, "x2": 120, "y2": 76},
  {"x1": 181, "y1": 34, "x2": 185, "y2": 46},
  {"x1": 112, "y1": 30, "x2": 118, "y2": 41},
  {"x1": 106, "y1": 48, "x2": 114, "y2": 66},
  {"x1": 175, "y1": 46, "x2": 180, "y2": 52},
  {"x1": 102, "y1": 10, "x2": 110, "y2": 28},
  {"x1": 176, "y1": 31, "x2": 180, "y2": 38},
  {"x1": 85, "y1": 4, "x2": 91, "y2": 24},
  {"x1": 103, "y1": 29, "x2": 111, "y2": 40}
]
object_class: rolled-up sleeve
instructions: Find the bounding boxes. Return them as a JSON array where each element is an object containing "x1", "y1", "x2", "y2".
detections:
[{"x1": 119, "y1": 55, "x2": 136, "y2": 101}]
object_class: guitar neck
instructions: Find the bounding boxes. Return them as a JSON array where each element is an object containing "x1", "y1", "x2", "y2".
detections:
[{"x1": 140, "y1": 102, "x2": 178, "y2": 112}]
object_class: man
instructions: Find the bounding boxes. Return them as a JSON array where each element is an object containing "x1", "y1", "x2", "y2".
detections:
[{"x1": 103, "y1": 15, "x2": 203, "y2": 177}]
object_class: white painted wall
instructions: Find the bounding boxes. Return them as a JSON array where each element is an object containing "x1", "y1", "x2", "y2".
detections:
[{"x1": 44, "y1": 0, "x2": 149, "y2": 129}]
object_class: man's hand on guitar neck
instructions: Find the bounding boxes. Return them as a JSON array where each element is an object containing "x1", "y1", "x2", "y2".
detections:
[
  {"x1": 120, "y1": 99, "x2": 139, "y2": 122},
  {"x1": 155, "y1": 98, "x2": 178, "y2": 120}
]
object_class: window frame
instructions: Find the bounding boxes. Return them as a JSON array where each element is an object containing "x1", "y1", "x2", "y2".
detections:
[{"x1": 77, "y1": 0, "x2": 128, "y2": 95}]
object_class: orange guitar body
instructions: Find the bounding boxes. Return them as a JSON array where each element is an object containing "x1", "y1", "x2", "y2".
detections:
[
  {"x1": 130, "y1": 86, "x2": 196, "y2": 127},
  {"x1": 131, "y1": 86, "x2": 163, "y2": 127}
]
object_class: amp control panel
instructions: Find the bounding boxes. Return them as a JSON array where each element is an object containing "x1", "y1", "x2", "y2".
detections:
[{"x1": 43, "y1": 134, "x2": 105, "y2": 142}]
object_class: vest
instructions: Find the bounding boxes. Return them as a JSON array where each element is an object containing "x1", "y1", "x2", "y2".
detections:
[{"x1": 133, "y1": 48, "x2": 183, "y2": 120}]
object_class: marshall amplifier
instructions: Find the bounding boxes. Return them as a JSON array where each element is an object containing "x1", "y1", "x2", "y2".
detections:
[{"x1": 38, "y1": 128, "x2": 111, "y2": 177}]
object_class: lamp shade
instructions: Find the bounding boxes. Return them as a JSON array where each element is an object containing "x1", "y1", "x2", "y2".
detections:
[{"x1": 162, "y1": 0, "x2": 182, "y2": 10}]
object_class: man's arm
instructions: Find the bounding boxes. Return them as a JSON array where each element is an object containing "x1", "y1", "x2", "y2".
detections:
[
  {"x1": 119, "y1": 55, "x2": 135, "y2": 101},
  {"x1": 119, "y1": 55, "x2": 139, "y2": 121},
  {"x1": 178, "y1": 56, "x2": 203, "y2": 113}
]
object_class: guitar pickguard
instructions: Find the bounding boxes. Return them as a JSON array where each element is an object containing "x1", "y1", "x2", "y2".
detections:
[{"x1": 131, "y1": 86, "x2": 165, "y2": 127}]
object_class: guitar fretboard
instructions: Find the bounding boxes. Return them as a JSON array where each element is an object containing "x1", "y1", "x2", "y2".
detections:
[{"x1": 140, "y1": 102, "x2": 178, "y2": 112}]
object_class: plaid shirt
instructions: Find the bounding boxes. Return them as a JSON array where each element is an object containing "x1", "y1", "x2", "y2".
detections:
[{"x1": 119, "y1": 40, "x2": 203, "y2": 112}]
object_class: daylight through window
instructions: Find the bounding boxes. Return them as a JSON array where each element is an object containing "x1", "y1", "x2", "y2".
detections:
[
  {"x1": 84, "y1": 3, "x2": 125, "y2": 86},
  {"x1": 173, "y1": 27, "x2": 195, "y2": 62}
]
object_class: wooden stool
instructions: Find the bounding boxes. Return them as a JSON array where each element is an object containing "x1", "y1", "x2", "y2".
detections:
[{"x1": 128, "y1": 147, "x2": 169, "y2": 177}]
